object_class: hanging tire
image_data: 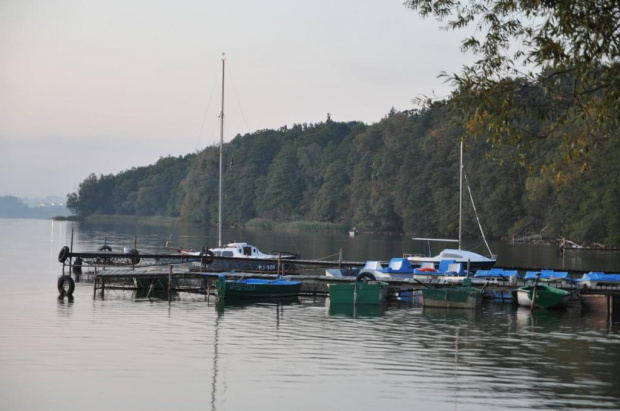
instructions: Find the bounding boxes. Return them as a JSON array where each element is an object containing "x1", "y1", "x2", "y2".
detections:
[
  {"x1": 99, "y1": 245, "x2": 112, "y2": 252},
  {"x1": 129, "y1": 249, "x2": 140, "y2": 265},
  {"x1": 57, "y1": 275, "x2": 75, "y2": 296},
  {"x1": 58, "y1": 246, "x2": 70, "y2": 263},
  {"x1": 356, "y1": 272, "x2": 376, "y2": 282},
  {"x1": 203, "y1": 250, "x2": 214, "y2": 265}
]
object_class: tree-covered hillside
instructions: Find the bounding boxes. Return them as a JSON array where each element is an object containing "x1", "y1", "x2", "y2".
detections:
[{"x1": 66, "y1": 96, "x2": 620, "y2": 246}]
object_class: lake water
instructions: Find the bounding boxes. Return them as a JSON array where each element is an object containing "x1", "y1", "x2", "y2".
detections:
[{"x1": 1, "y1": 218, "x2": 620, "y2": 410}]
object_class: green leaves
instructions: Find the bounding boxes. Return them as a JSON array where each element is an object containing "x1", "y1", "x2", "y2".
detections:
[{"x1": 405, "y1": 0, "x2": 620, "y2": 172}]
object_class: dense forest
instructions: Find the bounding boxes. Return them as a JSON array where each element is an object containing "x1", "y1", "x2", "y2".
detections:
[{"x1": 66, "y1": 90, "x2": 620, "y2": 246}]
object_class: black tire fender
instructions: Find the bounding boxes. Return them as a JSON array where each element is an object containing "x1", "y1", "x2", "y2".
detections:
[
  {"x1": 58, "y1": 246, "x2": 70, "y2": 263},
  {"x1": 203, "y1": 250, "x2": 214, "y2": 265},
  {"x1": 356, "y1": 272, "x2": 376, "y2": 282},
  {"x1": 57, "y1": 275, "x2": 75, "y2": 296},
  {"x1": 129, "y1": 249, "x2": 140, "y2": 265},
  {"x1": 99, "y1": 245, "x2": 112, "y2": 252}
]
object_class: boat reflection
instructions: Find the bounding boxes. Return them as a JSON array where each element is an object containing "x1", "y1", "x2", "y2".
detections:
[
  {"x1": 328, "y1": 302, "x2": 386, "y2": 318},
  {"x1": 215, "y1": 296, "x2": 300, "y2": 313}
]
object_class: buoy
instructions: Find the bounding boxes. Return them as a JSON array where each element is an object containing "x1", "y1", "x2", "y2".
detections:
[{"x1": 57, "y1": 275, "x2": 75, "y2": 296}]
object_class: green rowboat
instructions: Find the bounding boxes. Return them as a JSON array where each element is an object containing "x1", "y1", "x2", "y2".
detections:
[
  {"x1": 517, "y1": 284, "x2": 570, "y2": 308},
  {"x1": 216, "y1": 275, "x2": 301, "y2": 299}
]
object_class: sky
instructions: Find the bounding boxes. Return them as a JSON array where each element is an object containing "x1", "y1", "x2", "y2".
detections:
[{"x1": 0, "y1": 0, "x2": 475, "y2": 199}]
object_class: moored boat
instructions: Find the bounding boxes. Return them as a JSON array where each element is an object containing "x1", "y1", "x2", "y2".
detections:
[
  {"x1": 574, "y1": 272, "x2": 620, "y2": 288},
  {"x1": 407, "y1": 249, "x2": 496, "y2": 270},
  {"x1": 168, "y1": 56, "x2": 298, "y2": 272},
  {"x1": 356, "y1": 258, "x2": 467, "y2": 283},
  {"x1": 474, "y1": 268, "x2": 520, "y2": 285},
  {"x1": 413, "y1": 259, "x2": 465, "y2": 282},
  {"x1": 356, "y1": 258, "x2": 415, "y2": 281},
  {"x1": 216, "y1": 274, "x2": 301, "y2": 299},
  {"x1": 516, "y1": 284, "x2": 570, "y2": 309},
  {"x1": 524, "y1": 270, "x2": 570, "y2": 282},
  {"x1": 407, "y1": 142, "x2": 497, "y2": 270},
  {"x1": 173, "y1": 242, "x2": 298, "y2": 272}
]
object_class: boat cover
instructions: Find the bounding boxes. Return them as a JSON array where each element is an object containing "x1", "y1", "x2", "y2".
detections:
[
  {"x1": 524, "y1": 270, "x2": 570, "y2": 280},
  {"x1": 575, "y1": 272, "x2": 620, "y2": 282},
  {"x1": 383, "y1": 258, "x2": 414, "y2": 273},
  {"x1": 475, "y1": 268, "x2": 520, "y2": 278}
]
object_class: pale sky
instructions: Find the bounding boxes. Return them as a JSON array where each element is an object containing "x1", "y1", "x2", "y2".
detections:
[{"x1": 1, "y1": 0, "x2": 473, "y2": 198}]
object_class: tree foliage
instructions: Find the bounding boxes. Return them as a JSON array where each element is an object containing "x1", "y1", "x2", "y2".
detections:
[
  {"x1": 404, "y1": 0, "x2": 620, "y2": 173},
  {"x1": 66, "y1": 96, "x2": 620, "y2": 245}
]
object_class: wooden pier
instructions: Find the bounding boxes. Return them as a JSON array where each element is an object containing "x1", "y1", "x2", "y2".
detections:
[
  {"x1": 58, "y1": 248, "x2": 620, "y2": 315},
  {"x1": 83, "y1": 266, "x2": 619, "y2": 310}
]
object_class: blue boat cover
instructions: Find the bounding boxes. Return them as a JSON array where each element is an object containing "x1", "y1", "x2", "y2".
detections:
[
  {"x1": 475, "y1": 268, "x2": 520, "y2": 278},
  {"x1": 412, "y1": 259, "x2": 459, "y2": 276},
  {"x1": 383, "y1": 258, "x2": 414, "y2": 273},
  {"x1": 438, "y1": 259, "x2": 456, "y2": 272},
  {"x1": 575, "y1": 272, "x2": 620, "y2": 282},
  {"x1": 524, "y1": 270, "x2": 570, "y2": 280}
]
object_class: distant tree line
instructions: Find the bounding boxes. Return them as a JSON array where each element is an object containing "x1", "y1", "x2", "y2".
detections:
[
  {"x1": 0, "y1": 196, "x2": 71, "y2": 219},
  {"x1": 66, "y1": 92, "x2": 620, "y2": 245}
]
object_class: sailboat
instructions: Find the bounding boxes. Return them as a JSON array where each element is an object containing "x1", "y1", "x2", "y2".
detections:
[
  {"x1": 406, "y1": 141, "x2": 497, "y2": 270},
  {"x1": 170, "y1": 54, "x2": 298, "y2": 271}
]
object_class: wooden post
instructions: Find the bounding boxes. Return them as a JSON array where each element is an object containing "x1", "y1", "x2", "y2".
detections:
[
  {"x1": 338, "y1": 248, "x2": 343, "y2": 270},
  {"x1": 69, "y1": 228, "x2": 74, "y2": 278},
  {"x1": 147, "y1": 282, "x2": 155, "y2": 301},
  {"x1": 168, "y1": 265, "x2": 173, "y2": 303},
  {"x1": 101, "y1": 278, "x2": 105, "y2": 300},
  {"x1": 530, "y1": 275, "x2": 539, "y2": 311},
  {"x1": 93, "y1": 276, "x2": 97, "y2": 300},
  {"x1": 278, "y1": 254, "x2": 282, "y2": 277}
]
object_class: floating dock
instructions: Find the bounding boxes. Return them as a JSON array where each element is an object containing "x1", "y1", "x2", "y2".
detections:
[{"x1": 57, "y1": 248, "x2": 620, "y2": 315}]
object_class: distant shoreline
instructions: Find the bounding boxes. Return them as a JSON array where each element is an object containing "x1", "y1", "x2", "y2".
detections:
[{"x1": 49, "y1": 214, "x2": 350, "y2": 232}]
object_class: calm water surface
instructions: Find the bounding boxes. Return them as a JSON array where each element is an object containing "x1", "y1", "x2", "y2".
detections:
[{"x1": 1, "y1": 218, "x2": 619, "y2": 410}]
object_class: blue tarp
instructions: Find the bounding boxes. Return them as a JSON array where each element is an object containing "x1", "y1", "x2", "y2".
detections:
[
  {"x1": 575, "y1": 272, "x2": 620, "y2": 282},
  {"x1": 475, "y1": 268, "x2": 520, "y2": 278},
  {"x1": 383, "y1": 258, "x2": 414, "y2": 273},
  {"x1": 412, "y1": 259, "x2": 461, "y2": 276},
  {"x1": 524, "y1": 270, "x2": 570, "y2": 280}
]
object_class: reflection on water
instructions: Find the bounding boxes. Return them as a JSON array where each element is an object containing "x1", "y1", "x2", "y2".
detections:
[
  {"x1": 1, "y1": 219, "x2": 620, "y2": 410},
  {"x1": 215, "y1": 296, "x2": 300, "y2": 313},
  {"x1": 328, "y1": 302, "x2": 386, "y2": 318}
]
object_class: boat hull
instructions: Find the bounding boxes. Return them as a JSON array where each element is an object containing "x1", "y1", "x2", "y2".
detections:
[
  {"x1": 408, "y1": 257, "x2": 495, "y2": 271},
  {"x1": 516, "y1": 285, "x2": 570, "y2": 308},
  {"x1": 207, "y1": 258, "x2": 293, "y2": 272},
  {"x1": 216, "y1": 277, "x2": 301, "y2": 299},
  {"x1": 329, "y1": 281, "x2": 389, "y2": 305},
  {"x1": 422, "y1": 287, "x2": 483, "y2": 309}
]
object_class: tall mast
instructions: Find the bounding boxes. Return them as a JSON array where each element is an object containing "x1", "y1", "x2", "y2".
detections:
[
  {"x1": 458, "y1": 140, "x2": 463, "y2": 250},
  {"x1": 218, "y1": 54, "x2": 225, "y2": 248}
]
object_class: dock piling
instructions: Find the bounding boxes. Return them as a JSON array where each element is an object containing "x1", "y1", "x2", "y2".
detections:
[{"x1": 168, "y1": 265, "x2": 173, "y2": 303}]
